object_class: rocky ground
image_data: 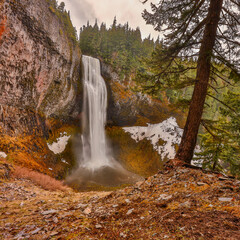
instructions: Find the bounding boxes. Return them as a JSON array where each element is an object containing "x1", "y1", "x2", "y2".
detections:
[{"x1": 0, "y1": 162, "x2": 240, "y2": 240}]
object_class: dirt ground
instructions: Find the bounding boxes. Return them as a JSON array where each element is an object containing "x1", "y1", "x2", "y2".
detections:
[{"x1": 0, "y1": 164, "x2": 239, "y2": 239}]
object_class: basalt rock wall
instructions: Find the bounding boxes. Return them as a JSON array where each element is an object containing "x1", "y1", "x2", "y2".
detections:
[
  {"x1": 0, "y1": 0, "x2": 82, "y2": 137},
  {"x1": 0, "y1": 0, "x2": 82, "y2": 175},
  {"x1": 101, "y1": 62, "x2": 185, "y2": 128}
]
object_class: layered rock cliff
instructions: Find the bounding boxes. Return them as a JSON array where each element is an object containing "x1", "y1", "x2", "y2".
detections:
[
  {"x1": 0, "y1": 0, "x2": 82, "y2": 175},
  {"x1": 102, "y1": 63, "x2": 185, "y2": 128},
  {"x1": 102, "y1": 63, "x2": 186, "y2": 176}
]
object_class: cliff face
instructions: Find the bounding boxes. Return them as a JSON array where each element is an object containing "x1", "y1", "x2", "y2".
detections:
[
  {"x1": 0, "y1": 0, "x2": 82, "y2": 175},
  {"x1": 0, "y1": 0, "x2": 81, "y2": 136},
  {"x1": 102, "y1": 63, "x2": 186, "y2": 176},
  {"x1": 102, "y1": 63, "x2": 185, "y2": 128}
]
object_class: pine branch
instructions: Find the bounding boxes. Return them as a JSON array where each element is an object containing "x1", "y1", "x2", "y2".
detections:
[
  {"x1": 222, "y1": 7, "x2": 240, "y2": 25},
  {"x1": 217, "y1": 34, "x2": 240, "y2": 47},
  {"x1": 211, "y1": 66, "x2": 235, "y2": 86},
  {"x1": 229, "y1": 0, "x2": 240, "y2": 7},
  {"x1": 200, "y1": 120, "x2": 220, "y2": 140},
  {"x1": 206, "y1": 93, "x2": 237, "y2": 114}
]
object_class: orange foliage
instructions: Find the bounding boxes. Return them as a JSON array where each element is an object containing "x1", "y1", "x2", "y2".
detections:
[
  {"x1": 0, "y1": 16, "x2": 6, "y2": 41},
  {"x1": 13, "y1": 166, "x2": 68, "y2": 191}
]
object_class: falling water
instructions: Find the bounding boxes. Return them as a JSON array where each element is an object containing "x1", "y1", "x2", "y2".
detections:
[
  {"x1": 66, "y1": 55, "x2": 141, "y2": 189},
  {"x1": 81, "y1": 55, "x2": 111, "y2": 170}
]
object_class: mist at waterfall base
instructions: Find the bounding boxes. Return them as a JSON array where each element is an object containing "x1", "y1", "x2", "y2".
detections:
[{"x1": 66, "y1": 56, "x2": 141, "y2": 190}]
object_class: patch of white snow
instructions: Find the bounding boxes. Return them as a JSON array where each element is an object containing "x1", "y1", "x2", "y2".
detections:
[
  {"x1": 123, "y1": 117, "x2": 183, "y2": 160},
  {"x1": 0, "y1": 152, "x2": 7, "y2": 158},
  {"x1": 47, "y1": 132, "x2": 71, "y2": 154}
]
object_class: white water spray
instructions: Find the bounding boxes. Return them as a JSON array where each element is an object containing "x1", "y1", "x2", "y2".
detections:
[{"x1": 81, "y1": 55, "x2": 111, "y2": 170}]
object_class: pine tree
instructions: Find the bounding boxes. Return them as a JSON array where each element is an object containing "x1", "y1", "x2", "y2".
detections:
[
  {"x1": 142, "y1": 0, "x2": 240, "y2": 164},
  {"x1": 58, "y1": 2, "x2": 65, "y2": 12},
  {"x1": 195, "y1": 91, "x2": 240, "y2": 176}
]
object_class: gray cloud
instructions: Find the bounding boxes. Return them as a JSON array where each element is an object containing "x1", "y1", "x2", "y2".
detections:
[
  {"x1": 64, "y1": 0, "x2": 96, "y2": 29},
  {"x1": 63, "y1": 0, "x2": 159, "y2": 39}
]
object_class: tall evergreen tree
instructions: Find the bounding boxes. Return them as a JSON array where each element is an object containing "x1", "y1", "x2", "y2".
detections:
[{"x1": 142, "y1": 0, "x2": 240, "y2": 164}]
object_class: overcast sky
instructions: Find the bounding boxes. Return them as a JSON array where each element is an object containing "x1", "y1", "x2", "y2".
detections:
[{"x1": 62, "y1": 0, "x2": 159, "y2": 39}]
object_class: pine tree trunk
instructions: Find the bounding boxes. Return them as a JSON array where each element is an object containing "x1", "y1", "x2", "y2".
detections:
[{"x1": 175, "y1": 0, "x2": 223, "y2": 164}]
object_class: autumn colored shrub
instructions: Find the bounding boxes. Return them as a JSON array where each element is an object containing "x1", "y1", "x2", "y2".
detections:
[{"x1": 13, "y1": 166, "x2": 68, "y2": 191}]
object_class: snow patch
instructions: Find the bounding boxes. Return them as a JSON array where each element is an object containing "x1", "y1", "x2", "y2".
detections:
[
  {"x1": 61, "y1": 159, "x2": 69, "y2": 164},
  {"x1": 0, "y1": 152, "x2": 7, "y2": 158},
  {"x1": 47, "y1": 132, "x2": 71, "y2": 154},
  {"x1": 123, "y1": 117, "x2": 183, "y2": 160}
]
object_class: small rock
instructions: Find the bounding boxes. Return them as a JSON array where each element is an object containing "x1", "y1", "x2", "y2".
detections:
[
  {"x1": 126, "y1": 208, "x2": 134, "y2": 215},
  {"x1": 208, "y1": 204, "x2": 213, "y2": 207},
  {"x1": 14, "y1": 230, "x2": 25, "y2": 239},
  {"x1": 83, "y1": 207, "x2": 92, "y2": 215},
  {"x1": 95, "y1": 224, "x2": 102, "y2": 229},
  {"x1": 60, "y1": 212, "x2": 72, "y2": 218},
  {"x1": 219, "y1": 176, "x2": 228, "y2": 181},
  {"x1": 157, "y1": 194, "x2": 172, "y2": 201},
  {"x1": 0, "y1": 152, "x2": 7, "y2": 158},
  {"x1": 30, "y1": 227, "x2": 42, "y2": 235},
  {"x1": 120, "y1": 232, "x2": 127, "y2": 238},
  {"x1": 41, "y1": 209, "x2": 58, "y2": 215},
  {"x1": 207, "y1": 174, "x2": 214, "y2": 178},
  {"x1": 218, "y1": 197, "x2": 233, "y2": 202},
  {"x1": 140, "y1": 216, "x2": 145, "y2": 220},
  {"x1": 125, "y1": 199, "x2": 131, "y2": 204},
  {"x1": 197, "y1": 182, "x2": 206, "y2": 186},
  {"x1": 179, "y1": 169, "x2": 189, "y2": 173},
  {"x1": 136, "y1": 181, "x2": 144, "y2": 187},
  {"x1": 20, "y1": 202, "x2": 24, "y2": 207},
  {"x1": 53, "y1": 217, "x2": 58, "y2": 223},
  {"x1": 49, "y1": 231, "x2": 58, "y2": 236},
  {"x1": 112, "y1": 204, "x2": 118, "y2": 208},
  {"x1": 76, "y1": 203, "x2": 87, "y2": 209},
  {"x1": 180, "y1": 201, "x2": 191, "y2": 208}
]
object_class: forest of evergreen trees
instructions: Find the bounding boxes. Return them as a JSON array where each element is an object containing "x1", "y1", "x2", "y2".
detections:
[{"x1": 79, "y1": 17, "x2": 161, "y2": 79}]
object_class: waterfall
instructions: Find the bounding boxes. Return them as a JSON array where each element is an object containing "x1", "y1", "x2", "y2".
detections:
[
  {"x1": 81, "y1": 55, "x2": 111, "y2": 171},
  {"x1": 66, "y1": 55, "x2": 141, "y2": 189}
]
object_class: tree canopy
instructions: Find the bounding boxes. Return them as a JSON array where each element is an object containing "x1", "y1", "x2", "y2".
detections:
[
  {"x1": 142, "y1": 0, "x2": 240, "y2": 167},
  {"x1": 79, "y1": 18, "x2": 159, "y2": 79}
]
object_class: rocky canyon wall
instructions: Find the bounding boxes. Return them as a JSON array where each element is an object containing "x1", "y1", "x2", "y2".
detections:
[{"x1": 0, "y1": 0, "x2": 82, "y2": 175}]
